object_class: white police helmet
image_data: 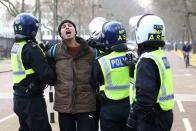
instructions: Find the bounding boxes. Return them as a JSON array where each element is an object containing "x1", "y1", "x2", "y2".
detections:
[
  {"x1": 129, "y1": 14, "x2": 165, "y2": 47},
  {"x1": 89, "y1": 17, "x2": 108, "y2": 39}
]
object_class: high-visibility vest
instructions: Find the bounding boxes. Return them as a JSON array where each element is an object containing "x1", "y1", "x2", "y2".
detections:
[
  {"x1": 98, "y1": 51, "x2": 130, "y2": 100},
  {"x1": 11, "y1": 41, "x2": 35, "y2": 83},
  {"x1": 130, "y1": 49, "x2": 174, "y2": 111}
]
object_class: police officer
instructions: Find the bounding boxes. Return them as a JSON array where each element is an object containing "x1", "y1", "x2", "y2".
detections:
[
  {"x1": 11, "y1": 13, "x2": 56, "y2": 131},
  {"x1": 126, "y1": 14, "x2": 174, "y2": 131},
  {"x1": 90, "y1": 21, "x2": 130, "y2": 131}
]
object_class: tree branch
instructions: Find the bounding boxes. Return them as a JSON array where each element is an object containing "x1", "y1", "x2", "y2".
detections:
[
  {"x1": 8, "y1": 2, "x2": 18, "y2": 16},
  {"x1": 0, "y1": 1, "x2": 15, "y2": 16},
  {"x1": 0, "y1": 0, "x2": 19, "y2": 16},
  {"x1": 6, "y1": 0, "x2": 19, "y2": 14}
]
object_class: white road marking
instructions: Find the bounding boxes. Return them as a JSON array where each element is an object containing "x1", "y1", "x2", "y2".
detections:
[
  {"x1": 184, "y1": 73, "x2": 193, "y2": 77},
  {"x1": 0, "y1": 93, "x2": 13, "y2": 99},
  {"x1": 172, "y1": 74, "x2": 193, "y2": 77},
  {"x1": 0, "y1": 113, "x2": 15, "y2": 123},
  {"x1": 183, "y1": 118, "x2": 192, "y2": 131},
  {"x1": 178, "y1": 69, "x2": 190, "y2": 72},
  {"x1": 174, "y1": 94, "x2": 196, "y2": 102},
  {"x1": 176, "y1": 100, "x2": 185, "y2": 112}
]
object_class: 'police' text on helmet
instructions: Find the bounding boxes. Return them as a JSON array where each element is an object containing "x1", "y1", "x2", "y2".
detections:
[
  {"x1": 101, "y1": 21, "x2": 127, "y2": 48},
  {"x1": 129, "y1": 14, "x2": 165, "y2": 47}
]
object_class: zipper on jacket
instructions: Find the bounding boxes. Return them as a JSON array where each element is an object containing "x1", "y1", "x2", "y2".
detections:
[{"x1": 70, "y1": 60, "x2": 76, "y2": 113}]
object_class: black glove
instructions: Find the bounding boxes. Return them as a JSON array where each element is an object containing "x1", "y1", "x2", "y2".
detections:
[
  {"x1": 87, "y1": 38, "x2": 97, "y2": 48},
  {"x1": 123, "y1": 52, "x2": 138, "y2": 77},
  {"x1": 87, "y1": 38, "x2": 105, "y2": 50},
  {"x1": 98, "y1": 91, "x2": 108, "y2": 105},
  {"x1": 39, "y1": 43, "x2": 47, "y2": 52},
  {"x1": 28, "y1": 82, "x2": 46, "y2": 95},
  {"x1": 39, "y1": 42, "x2": 56, "y2": 52},
  {"x1": 126, "y1": 108, "x2": 137, "y2": 130}
]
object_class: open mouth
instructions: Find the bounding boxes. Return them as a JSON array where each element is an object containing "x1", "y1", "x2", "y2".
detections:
[{"x1": 66, "y1": 31, "x2": 71, "y2": 35}]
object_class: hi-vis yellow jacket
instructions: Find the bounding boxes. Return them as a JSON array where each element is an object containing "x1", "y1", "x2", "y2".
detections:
[
  {"x1": 130, "y1": 50, "x2": 174, "y2": 111},
  {"x1": 98, "y1": 51, "x2": 130, "y2": 100},
  {"x1": 11, "y1": 41, "x2": 35, "y2": 83}
]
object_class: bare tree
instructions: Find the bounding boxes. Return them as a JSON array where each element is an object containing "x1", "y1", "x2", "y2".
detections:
[
  {"x1": 0, "y1": 0, "x2": 45, "y2": 41},
  {"x1": 0, "y1": 0, "x2": 19, "y2": 16}
]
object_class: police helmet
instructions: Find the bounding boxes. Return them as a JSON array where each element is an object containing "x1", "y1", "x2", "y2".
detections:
[
  {"x1": 101, "y1": 21, "x2": 127, "y2": 48},
  {"x1": 129, "y1": 14, "x2": 165, "y2": 47},
  {"x1": 14, "y1": 13, "x2": 39, "y2": 39}
]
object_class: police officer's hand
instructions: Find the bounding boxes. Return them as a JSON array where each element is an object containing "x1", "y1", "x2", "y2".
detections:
[
  {"x1": 97, "y1": 91, "x2": 108, "y2": 105},
  {"x1": 123, "y1": 52, "x2": 138, "y2": 77},
  {"x1": 87, "y1": 38, "x2": 104, "y2": 49},
  {"x1": 125, "y1": 52, "x2": 138, "y2": 65},
  {"x1": 28, "y1": 82, "x2": 46, "y2": 95},
  {"x1": 38, "y1": 43, "x2": 47, "y2": 52},
  {"x1": 126, "y1": 109, "x2": 137, "y2": 131},
  {"x1": 39, "y1": 42, "x2": 56, "y2": 52}
]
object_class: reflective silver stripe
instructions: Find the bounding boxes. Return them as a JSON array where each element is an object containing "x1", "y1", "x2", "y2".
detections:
[
  {"x1": 99, "y1": 57, "x2": 112, "y2": 85},
  {"x1": 15, "y1": 44, "x2": 25, "y2": 76},
  {"x1": 130, "y1": 78, "x2": 135, "y2": 89},
  {"x1": 13, "y1": 71, "x2": 25, "y2": 75},
  {"x1": 99, "y1": 56, "x2": 129, "y2": 91},
  {"x1": 159, "y1": 94, "x2": 174, "y2": 101},
  {"x1": 13, "y1": 43, "x2": 35, "y2": 77},
  {"x1": 130, "y1": 78, "x2": 134, "y2": 84},
  {"x1": 105, "y1": 85, "x2": 130, "y2": 90}
]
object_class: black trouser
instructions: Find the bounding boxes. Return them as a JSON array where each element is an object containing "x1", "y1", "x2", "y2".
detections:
[
  {"x1": 95, "y1": 96, "x2": 101, "y2": 131},
  {"x1": 99, "y1": 97, "x2": 130, "y2": 131},
  {"x1": 13, "y1": 93, "x2": 52, "y2": 131},
  {"x1": 58, "y1": 112, "x2": 96, "y2": 131}
]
